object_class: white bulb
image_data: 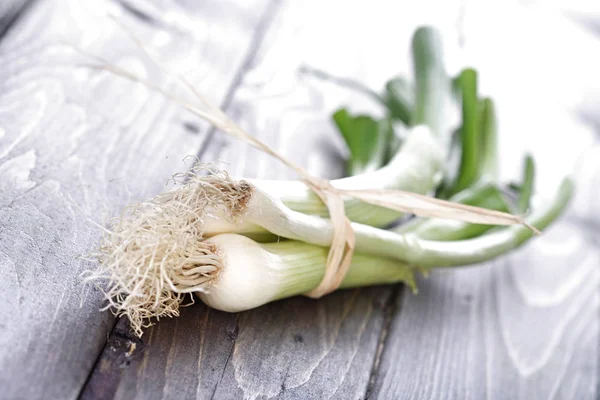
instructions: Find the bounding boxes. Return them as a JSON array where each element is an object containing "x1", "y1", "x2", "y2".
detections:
[{"x1": 197, "y1": 234, "x2": 283, "y2": 312}]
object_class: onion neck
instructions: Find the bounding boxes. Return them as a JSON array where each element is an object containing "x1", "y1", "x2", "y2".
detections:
[{"x1": 260, "y1": 240, "x2": 416, "y2": 300}]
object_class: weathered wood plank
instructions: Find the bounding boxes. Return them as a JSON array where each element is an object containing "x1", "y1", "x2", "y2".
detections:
[
  {"x1": 0, "y1": 0, "x2": 31, "y2": 38},
  {"x1": 48, "y1": 1, "x2": 600, "y2": 399},
  {"x1": 110, "y1": 288, "x2": 395, "y2": 400},
  {"x1": 202, "y1": 2, "x2": 600, "y2": 399},
  {"x1": 370, "y1": 211, "x2": 599, "y2": 399},
  {"x1": 90, "y1": 1, "x2": 530, "y2": 399},
  {"x1": 0, "y1": 0, "x2": 270, "y2": 398},
  {"x1": 185, "y1": 3, "x2": 467, "y2": 399}
]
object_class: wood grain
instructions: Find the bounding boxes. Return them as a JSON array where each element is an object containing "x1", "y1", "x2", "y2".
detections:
[
  {"x1": 369, "y1": 154, "x2": 600, "y2": 399},
  {"x1": 111, "y1": 288, "x2": 395, "y2": 400},
  {"x1": 104, "y1": 1, "x2": 412, "y2": 399},
  {"x1": 86, "y1": 1, "x2": 598, "y2": 399},
  {"x1": 3, "y1": 0, "x2": 598, "y2": 398},
  {"x1": 0, "y1": 0, "x2": 31, "y2": 38},
  {"x1": 0, "y1": 0, "x2": 270, "y2": 398},
  {"x1": 366, "y1": 8, "x2": 600, "y2": 393},
  {"x1": 184, "y1": 3, "x2": 464, "y2": 397}
]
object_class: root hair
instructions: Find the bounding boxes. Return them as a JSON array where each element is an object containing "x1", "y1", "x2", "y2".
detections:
[{"x1": 83, "y1": 165, "x2": 253, "y2": 337}]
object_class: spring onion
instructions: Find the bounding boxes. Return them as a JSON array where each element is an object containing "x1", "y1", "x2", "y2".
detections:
[
  {"x1": 201, "y1": 173, "x2": 570, "y2": 308},
  {"x1": 191, "y1": 172, "x2": 571, "y2": 267},
  {"x1": 86, "y1": 174, "x2": 570, "y2": 337},
  {"x1": 253, "y1": 125, "x2": 444, "y2": 227},
  {"x1": 79, "y1": 21, "x2": 574, "y2": 338}
]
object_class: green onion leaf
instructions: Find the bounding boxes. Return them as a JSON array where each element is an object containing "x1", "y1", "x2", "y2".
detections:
[
  {"x1": 451, "y1": 183, "x2": 511, "y2": 212},
  {"x1": 516, "y1": 154, "x2": 535, "y2": 213},
  {"x1": 397, "y1": 182, "x2": 512, "y2": 240},
  {"x1": 479, "y1": 98, "x2": 498, "y2": 180},
  {"x1": 452, "y1": 68, "x2": 480, "y2": 194},
  {"x1": 411, "y1": 26, "x2": 448, "y2": 137},
  {"x1": 332, "y1": 108, "x2": 393, "y2": 176},
  {"x1": 383, "y1": 76, "x2": 414, "y2": 125}
]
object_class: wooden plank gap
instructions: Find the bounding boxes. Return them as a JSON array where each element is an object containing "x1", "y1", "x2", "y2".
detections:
[
  {"x1": 115, "y1": 0, "x2": 162, "y2": 27},
  {"x1": 195, "y1": 0, "x2": 283, "y2": 161},
  {"x1": 78, "y1": 318, "x2": 146, "y2": 400},
  {"x1": 0, "y1": 0, "x2": 37, "y2": 40},
  {"x1": 364, "y1": 284, "x2": 405, "y2": 399},
  {"x1": 77, "y1": 2, "x2": 281, "y2": 397},
  {"x1": 208, "y1": 314, "x2": 240, "y2": 400}
]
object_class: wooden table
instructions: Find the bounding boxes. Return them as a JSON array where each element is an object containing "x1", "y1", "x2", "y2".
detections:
[{"x1": 1, "y1": 1, "x2": 598, "y2": 399}]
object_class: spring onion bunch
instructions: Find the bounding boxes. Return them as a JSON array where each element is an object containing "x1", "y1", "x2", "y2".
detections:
[
  {"x1": 82, "y1": 24, "x2": 574, "y2": 337},
  {"x1": 86, "y1": 166, "x2": 571, "y2": 336}
]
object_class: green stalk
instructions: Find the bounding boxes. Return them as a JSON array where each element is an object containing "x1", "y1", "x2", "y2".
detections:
[
  {"x1": 392, "y1": 183, "x2": 511, "y2": 240},
  {"x1": 367, "y1": 178, "x2": 573, "y2": 267},
  {"x1": 410, "y1": 97, "x2": 506, "y2": 240},
  {"x1": 197, "y1": 233, "x2": 418, "y2": 313},
  {"x1": 479, "y1": 98, "x2": 498, "y2": 180},
  {"x1": 411, "y1": 26, "x2": 449, "y2": 137},
  {"x1": 384, "y1": 76, "x2": 414, "y2": 125},
  {"x1": 451, "y1": 68, "x2": 480, "y2": 194},
  {"x1": 516, "y1": 154, "x2": 535, "y2": 213},
  {"x1": 265, "y1": 27, "x2": 449, "y2": 229},
  {"x1": 253, "y1": 125, "x2": 445, "y2": 227},
  {"x1": 259, "y1": 240, "x2": 417, "y2": 300},
  {"x1": 201, "y1": 178, "x2": 572, "y2": 313},
  {"x1": 271, "y1": 27, "x2": 450, "y2": 227},
  {"x1": 408, "y1": 151, "x2": 536, "y2": 242},
  {"x1": 332, "y1": 109, "x2": 393, "y2": 175},
  {"x1": 234, "y1": 178, "x2": 573, "y2": 268}
]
